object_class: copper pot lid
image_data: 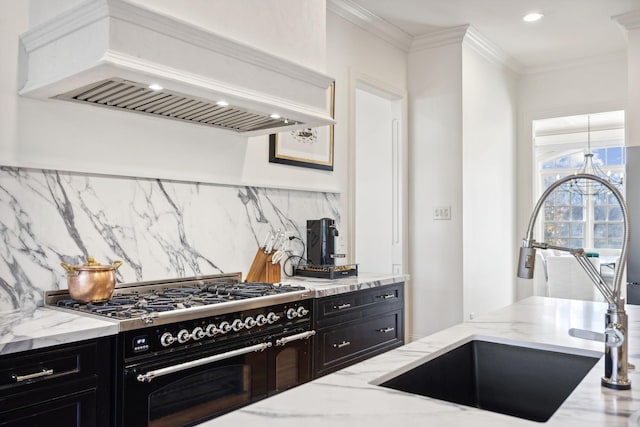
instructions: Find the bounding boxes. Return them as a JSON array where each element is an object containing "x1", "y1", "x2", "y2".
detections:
[{"x1": 61, "y1": 256, "x2": 123, "y2": 273}]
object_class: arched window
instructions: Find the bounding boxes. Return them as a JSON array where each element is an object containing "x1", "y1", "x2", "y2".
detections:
[{"x1": 533, "y1": 111, "x2": 625, "y2": 249}]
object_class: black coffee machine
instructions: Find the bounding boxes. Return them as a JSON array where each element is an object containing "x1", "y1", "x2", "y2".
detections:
[{"x1": 306, "y1": 218, "x2": 339, "y2": 266}]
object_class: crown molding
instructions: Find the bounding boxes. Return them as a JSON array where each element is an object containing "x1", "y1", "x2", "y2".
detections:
[
  {"x1": 522, "y1": 50, "x2": 627, "y2": 76},
  {"x1": 327, "y1": 0, "x2": 413, "y2": 51},
  {"x1": 463, "y1": 26, "x2": 523, "y2": 73},
  {"x1": 410, "y1": 25, "x2": 468, "y2": 52},
  {"x1": 613, "y1": 9, "x2": 640, "y2": 31}
]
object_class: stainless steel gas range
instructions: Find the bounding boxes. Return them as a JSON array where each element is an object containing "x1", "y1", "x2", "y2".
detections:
[{"x1": 45, "y1": 273, "x2": 315, "y2": 427}]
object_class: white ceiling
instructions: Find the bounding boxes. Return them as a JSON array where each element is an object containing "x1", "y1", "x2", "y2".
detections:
[{"x1": 347, "y1": 0, "x2": 640, "y2": 69}]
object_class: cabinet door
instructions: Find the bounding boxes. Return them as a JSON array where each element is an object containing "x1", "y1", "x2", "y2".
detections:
[
  {"x1": 267, "y1": 338, "x2": 312, "y2": 395},
  {"x1": 0, "y1": 389, "x2": 96, "y2": 427}
]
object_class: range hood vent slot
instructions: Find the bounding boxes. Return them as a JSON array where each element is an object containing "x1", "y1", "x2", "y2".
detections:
[
  {"x1": 55, "y1": 79, "x2": 295, "y2": 132},
  {"x1": 18, "y1": 0, "x2": 334, "y2": 136}
]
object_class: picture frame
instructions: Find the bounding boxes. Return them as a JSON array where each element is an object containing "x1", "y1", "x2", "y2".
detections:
[{"x1": 269, "y1": 82, "x2": 335, "y2": 171}]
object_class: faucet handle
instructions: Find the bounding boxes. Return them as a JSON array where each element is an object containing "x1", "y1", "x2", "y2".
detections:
[{"x1": 568, "y1": 327, "x2": 624, "y2": 347}]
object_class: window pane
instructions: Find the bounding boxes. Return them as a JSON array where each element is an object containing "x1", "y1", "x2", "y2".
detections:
[
  {"x1": 594, "y1": 239, "x2": 607, "y2": 248},
  {"x1": 594, "y1": 223, "x2": 606, "y2": 238},
  {"x1": 607, "y1": 147, "x2": 623, "y2": 165},
  {"x1": 556, "y1": 223, "x2": 569, "y2": 237},
  {"x1": 556, "y1": 191, "x2": 570, "y2": 205},
  {"x1": 593, "y1": 148, "x2": 606, "y2": 165},
  {"x1": 571, "y1": 207, "x2": 583, "y2": 221},
  {"x1": 594, "y1": 206, "x2": 606, "y2": 221},
  {"x1": 572, "y1": 239, "x2": 584, "y2": 248},
  {"x1": 608, "y1": 224, "x2": 623, "y2": 238},
  {"x1": 570, "y1": 223, "x2": 584, "y2": 237},
  {"x1": 542, "y1": 161, "x2": 555, "y2": 169},
  {"x1": 608, "y1": 206, "x2": 622, "y2": 221},
  {"x1": 571, "y1": 192, "x2": 583, "y2": 206},
  {"x1": 544, "y1": 206, "x2": 555, "y2": 221},
  {"x1": 593, "y1": 192, "x2": 607, "y2": 205},
  {"x1": 556, "y1": 156, "x2": 571, "y2": 168},
  {"x1": 609, "y1": 238, "x2": 623, "y2": 248}
]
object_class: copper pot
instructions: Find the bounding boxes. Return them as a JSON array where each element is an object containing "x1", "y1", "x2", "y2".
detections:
[{"x1": 60, "y1": 256, "x2": 123, "y2": 302}]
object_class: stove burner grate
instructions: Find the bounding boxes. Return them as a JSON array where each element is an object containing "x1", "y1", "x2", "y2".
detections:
[{"x1": 54, "y1": 281, "x2": 307, "y2": 319}]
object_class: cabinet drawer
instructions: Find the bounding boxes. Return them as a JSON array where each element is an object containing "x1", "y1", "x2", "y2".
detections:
[
  {"x1": 0, "y1": 341, "x2": 100, "y2": 394},
  {"x1": 316, "y1": 283, "x2": 403, "y2": 324},
  {"x1": 316, "y1": 311, "x2": 402, "y2": 375},
  {"x1": 0, "y1": 389, "x2": 97, "y2": 427}
]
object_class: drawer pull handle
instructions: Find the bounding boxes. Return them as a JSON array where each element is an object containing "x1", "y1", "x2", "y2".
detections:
[
  {"x1": 12, "y1": 368, "x2": 54, "y2": 383},
  {"x1": 377, "y1": 294, "x2": 395, "y2": 300},
  {"x1": 333, "y1": 340, "x2": 351, "y2": 349},
  {"x1": 378, "y1": 327, "x2": 395, "y2": 333},
  {"x1": 333, "y1": 303, "x2": 351, "y2": 310}
]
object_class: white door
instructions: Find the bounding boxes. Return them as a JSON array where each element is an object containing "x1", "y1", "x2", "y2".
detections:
[{"x1": 354, "y1": 83, "x2": 405, "y2": 274}]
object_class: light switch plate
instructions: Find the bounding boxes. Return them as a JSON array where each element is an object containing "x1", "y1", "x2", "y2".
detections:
[{"x1": 433, "y1": 206, "x2": 451, "y2": 220}]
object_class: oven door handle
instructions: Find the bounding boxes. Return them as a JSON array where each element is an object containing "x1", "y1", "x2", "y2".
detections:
[
  {"x1": 136, "y1": 342, "x2": 272, "y2": 383},
  {"x1": 275, "y1": 330, "x2": 316, "y2": 346}
]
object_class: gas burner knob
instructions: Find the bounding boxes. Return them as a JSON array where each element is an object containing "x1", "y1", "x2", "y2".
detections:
[
  {"x1": 266, "y1": 312, "x2": 280, "y2": 324},
  {"x1": 297, "y1": 306, "x2": 309, "y2": 317},
  {"x1": 205, "y1": 324, "x2": 219, "y2": 336},
  {"x1": 231, "y1": 319, "x2": 245, "y2": 332},
  {"x1": 255, "y1": 315, "x2": 268, "y2": 327},
  {"x1": 286, "y1": 308, "x2": 298, "y2": 320},
  {"x1": 218, "y1": 321, "x2": 232, "y2": 334},
  {"x1": 177, "y1": 329, "x2": 191, "y2": 344},
  {"x1": 160, "y1": 332, "x2": 176, "y2": 347},
  {"x1": 244, "y1": 317, "x2": 256, "y2": 329},
  {"x1": 191, "y1": 327, "x2": 205, "y2": 340}
]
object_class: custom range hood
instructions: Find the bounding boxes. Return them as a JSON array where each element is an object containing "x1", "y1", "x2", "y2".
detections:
[{"x1": 18, "y1": 0, "x2": 335, "y2": 136}]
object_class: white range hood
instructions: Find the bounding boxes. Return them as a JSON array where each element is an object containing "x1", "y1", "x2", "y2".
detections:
[{"x1": 18, "y1": 0, "x2": 335, "y2": 136}]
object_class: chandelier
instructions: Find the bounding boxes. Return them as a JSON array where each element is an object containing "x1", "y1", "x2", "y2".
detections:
[{"x1": 568, "y1": 115, "x2": 624, "y2": 197}]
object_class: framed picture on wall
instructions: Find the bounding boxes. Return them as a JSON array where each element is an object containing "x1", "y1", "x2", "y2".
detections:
[{"x1": 268, "y1": 82, "x2": 335, "y2": 171}]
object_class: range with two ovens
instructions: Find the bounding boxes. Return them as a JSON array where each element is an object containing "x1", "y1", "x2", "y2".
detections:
[{"x1": 46, "y1": 273, "x2": 314, "y2": 426}]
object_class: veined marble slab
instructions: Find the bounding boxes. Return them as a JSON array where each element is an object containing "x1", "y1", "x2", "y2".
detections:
[
  {"x1": 0, "y1": 166, "x2": 339, "y2": 313},
  {"x1": 282, "y1": 272, "x2": 409, "y2": 297},
  {"x1": 206, "y1": 297, "x2": 640, "y2": 426},
  {"x1": 0, "y1": 307, "x2": 117, "y2": 355}
]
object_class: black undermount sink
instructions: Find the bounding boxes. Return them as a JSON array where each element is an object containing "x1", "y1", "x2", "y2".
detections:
[{"x1": 378, "y1": 339, "x2": 600, "y2": 422}]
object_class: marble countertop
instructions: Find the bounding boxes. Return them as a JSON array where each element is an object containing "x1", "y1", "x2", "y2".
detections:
[
  {"x1": 281, "y1": 272, "x2": 409, "y2": 297},
  {"x1": 0, "y1": 273, "x2": 405, "y2": 356},
  {"x1": 206, "y1": 297, "x2": 640, "y2": 426},
  {"x1": 0, "y1": 307, "x2": 118, "y2": 355}
]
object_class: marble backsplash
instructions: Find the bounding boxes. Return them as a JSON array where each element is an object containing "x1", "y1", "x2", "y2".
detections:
[{"x1": 0, "y1": 166, "x2": 340, "y2": 313}]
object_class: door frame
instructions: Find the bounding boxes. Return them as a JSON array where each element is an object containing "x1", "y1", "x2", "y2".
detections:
[{"x1": 348, "y1": 70, "x2": 409, "y2": 276}]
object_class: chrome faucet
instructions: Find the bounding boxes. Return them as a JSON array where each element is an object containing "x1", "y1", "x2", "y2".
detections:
[{"x1": 517, "y1": 173, "x2": 631, "y2": 390}]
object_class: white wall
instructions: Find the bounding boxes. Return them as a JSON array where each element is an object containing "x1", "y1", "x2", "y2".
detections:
[
  {"x1": 408, "y1": 43, "x2": 463, "y2": 338},
  {"x1": 516, "y1": 54, "x2": 627, "y2": 299},
  {"x1": 461, "y1": 43, "x2": 518, "y2": 320},
  {"x1": 628, "y1": 29, "x2": 640, "y2": 148}
]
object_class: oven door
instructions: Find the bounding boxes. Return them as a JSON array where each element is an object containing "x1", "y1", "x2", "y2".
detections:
[
  {"x1": 268, "y1": 330, "x2": 315, "y2": 395},
  {"x1": 121, "y1": 342, "x2": 269, "y2": 427}
]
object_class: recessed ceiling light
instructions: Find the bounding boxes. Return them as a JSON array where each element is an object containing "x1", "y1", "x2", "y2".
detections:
[
  {"x1": 148, "y1": 83, "x2": 163, "y2": 91},
  {"x1": 216, "y1": 100, "x2": 229, "y2": 107},
  {"x1": 523, "y1": 12, "x2": 544, "y2": 22},
  {"x1": 270, "y1": 113, "x2": 281, "y2": 119}
]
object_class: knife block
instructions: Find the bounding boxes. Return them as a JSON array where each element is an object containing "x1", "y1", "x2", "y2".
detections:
[
  {"x1": 265, "y1": 256, "x2": 281, "y2": 283},
  {"x1": 246, "y1": 249, "x2": 281, "y2": 283}
]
